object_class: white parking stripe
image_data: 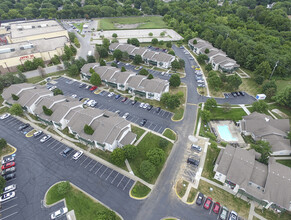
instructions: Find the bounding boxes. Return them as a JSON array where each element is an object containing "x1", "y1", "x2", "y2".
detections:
[
  {"x1": 123, "y1": 179, "x2": 131, "y2": 190},
  {"x1": 100, "y1": 167, "x2": 108, "y2": 177},
  {"x1": 47, "y1": 139, "x2": 57, "y2": 147},
  {"x1": 50, "y1": 142, "x2": 60, "y2": 149},
  {"x1": 84, "y1": 159, "x2": 93, "y2": 168},
  {"x1": 111, "y1": 173, "x2": 119, "y2": 183},
  {"x1": 67, "y1": 150, "x2": 75, "y2": 157},
  {"x1": 117, "y1": 176, "x2": 125, "y2": 187},
  {"x1": 89, "y1": 162, "x2": 98, "y2": 171},
  {"x1": 0, "y1": 212, "x2": 18, "y2": 220},
  {"x1": 95, "y1": 165, "x2": 103, "y2": 174},
  {"x1": 152, "y1": 124, "x2": 157, "y2": 131},
  {"x1": 0, "y1": 204, "x2": 18, "y2": 213},
  {"x1": 55, "y1": 144, "x2": 64, "y2": 151},
  {"x1": 80, "y1": 157, "x2": 89, "y2": 166},
  {"x1": 157, "y1": 126, "x2": 163, "y2": 133},
  {"x1": 105, "y1": 170, "x2": 114, "y2": 180},
  {"x1": 1, "y1": 197, "x2": 17, "y2": 205}
]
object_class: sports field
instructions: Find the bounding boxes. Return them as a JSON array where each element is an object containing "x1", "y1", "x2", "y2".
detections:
[{"x1": 99, "y1": 16, "x2": 167, "y2": 30}]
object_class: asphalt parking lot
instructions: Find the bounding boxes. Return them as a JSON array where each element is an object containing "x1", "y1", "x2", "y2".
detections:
[
  {"x1": 53, "y1": 77, "x2": 174, "y2": 134},
  {"x1": 0, "y1": 116, "x2": 137, "y2": 219}
]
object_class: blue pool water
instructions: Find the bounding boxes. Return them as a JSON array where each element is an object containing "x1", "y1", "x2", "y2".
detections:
[{"x1": 217, "y1": 125, "x2": 238, "y2": 142}]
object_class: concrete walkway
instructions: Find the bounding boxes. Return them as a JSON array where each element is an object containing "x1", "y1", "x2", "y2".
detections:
[
  {"x1": 134, "y1": 130, "x2": 148, "y2": 146},
  {"x1": 125, "y1": 159, "x2": 134, "y2": 175},
  {"x1": 268, "y1": 110, "x2": 277, "y2": 119},
  {"x1": 181, "y1": 184, "x2": 192, "y2": 203},
  {"x1": 239, "y1": 104, "x2": 251, "y2": 115},
  {"x1": 273, "y1": 156, "x2": 291, "y2": 160}
]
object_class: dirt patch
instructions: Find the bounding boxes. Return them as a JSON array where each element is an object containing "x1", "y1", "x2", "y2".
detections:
[
  {"x1": 114, "y1": 23, "x2": 144, "y2": 29},
  {"x1": 271, "y1": 109, "x2": 289, "y2": 118}
]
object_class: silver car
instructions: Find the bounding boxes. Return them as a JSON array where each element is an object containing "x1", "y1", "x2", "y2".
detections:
[
  {"x1": 40, "y1": 135, "x2": 51, "y2": 143},
  {"x1": 220, "y1": 206, "x2": 228, "y2": 220}
]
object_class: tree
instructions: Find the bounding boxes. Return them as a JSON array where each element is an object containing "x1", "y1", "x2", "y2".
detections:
[
  {"x1": 222, "y1": 102, "x2": 231, "y2": 113},
  {"x1": 139, "y1": 69, "x2": 149, "y2": 76},
  {"x1": 121, "y1": 66, "x2": 126, "y2": 72},
  {"x1": 12, "y1": 94, "x2": 19, "y2": 101},
  {"x1": 140, "y1": 160, "x2": 156, "y2": 179},
  {"x1": 227, "y1": 74, "x2": 242, "y2": 90},
  {"x1": 255, "y1": 61, "x2": 271, "y2": 79},
  {"x1": 123, "y1": 145, "x2": 137, "y2": 160},
  {"x1": 84, "y1": 124, "x2": 94, "y2": 135},
  {"x1": 129, "y1": 38, "x2": 140, "y2": 47},
  {"x1": 68, "y1": 32, "x2": 76, "y2": 42},
  {"x1": 96, "y1": 46, "x2": 108, "y2": 58},
  {"x1": 0, "y1": 138, "x2": 7, "y2": 150},
  {"x1": 262, "y1": 81, "x2": 277, "y2": 99},
  {"x1": 214, "y1": 35, "x2": 224, "y2": 49},
  {"x1": 111, "y1": 148, "x2": 125, "y2": 166},
  {"x1": 148, "y1": 32, "x2": 153, "y2": 37},
  {"x1": 122, "y1": 51, "x2": 129, "y2": 61},
  {"x1": 102, "y1": 38, "x2": 110, "y2": 49},
  {"x1": 146, "y1": 148, "x2": 165, "y2": 166},
  {"x1": 113, "y1": 49, "x2": 122, "y2": 61},
  {"x1": 252, "y1": 100, "x2": 268, "y2": 113},
  {"x1": 111, "y1": 62, "x2": 118, "y2": 67},
  {"x1": 68, "y1": 64, "x2": 79, "y2": 77},
  {"x1": 112, "y1": 33, "x2": 117, "y2": 38},
  {"x1": 205, "y1": 63, "x2": 212, "y2": 72},
  {"x1": 0, "y1": 176, "x2": 6, "y2": 194},
  {"x1": 197, "y1": 54, "x2": 208, "y2": 64},
  {"x1": 74, "y1": 38, "x2": 80, "y2": 48},
  {"x1": 53, "y1": 88, "x2": 63, "y2": 96},
  {"x1": 168, "y1": 50, "x2": 175, "y2": 56},
  {"x1": 151, "y1": 38, "x2": 158, "y2": 45},
  {"x1": 166, "y1": 42, "x2": 172, "y2": 48},
  {"x1": 133, "y1": 55, "x2": 142, "y2": 65},
  {"x1": 160, "y1": 93, "x2": 181, "y2": 109},
  {"x1": 275, "y1": 86, "x2": 291, "y2": 108},
  {"x1": 208, "y1": 74, "x2": 221, "y2": 91},
  {"x1": 100, "y1": 59, "x2": 106, "y2": 66},
  {"x1": 255, "y1": 75, "x2": 264, "y2": 85},
  {"x1": 171, "y1": 60, "x2": 180, "y2": 70},
  {"x1": 42, "y1": 106, "x2": 53, "y2": 116},
  {"x1": 87, "y1": 55, "x2": 96, "y2": 63},
  {"x1": 90, "y1": 70, "x2": 101, "y2": 86},
  {"x1": 201, "y1": 110, "x2": 210, "y2": 122},
  {"x1": 205, "y1": 48, "x2": 209, "y2": 54},
  {"x1": 169, "y1": 74, "x2": 181, "y2": 87},
  {"x1": 51, "y1": 55, "x2": 60, "y2": 65},
  {"x1": 159, "y1": 138, "x2": 168, "y2": 149},
  {"x1": 147, "y1": 74, "x2": 153, "y2": 79},
  {"x1": 251, "y1": 141, "x2": 271, "y2": 165},
  {"x1": 179, "y1": 59, "x2": 185, "y2": 68},
  {"x1": 9, "y1": 103, "x2": 23, "y2": 116},
  {"x1": 204, "y1": 98, "x2": 217, "y2": 110},
  {"x1": 57, "y1": 181, "x2": 71, "y2": 195}
]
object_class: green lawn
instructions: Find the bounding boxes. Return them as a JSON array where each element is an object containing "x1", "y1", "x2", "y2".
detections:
[
  {"x1": 176, "y1": 180, "x2": 189, "y2": 198},
  {"x1": 0, "y1": 95, "x2": 3, "y2": 107},
  {"x1": 275, "y1": 79, "x2": 291, "y2": 93},
  {"x1": 129, "y1": 132, "x2": 173, "y2": 184},
  {"x1": 276, "y1": 160, "x2": 291, "y2": 168},
  {"x1": 130, "y1": 181, "x2": 151, "y2": 198},
  {"x1": 163, "y1": 128, "x2": 176, "y2": 141},
  {"x1": 0, "y1": 144, "x2": 14, "y2": 158},
  {"x1": 46, "y1": 182, "x2": 121, "y2": 220},
  {"x1": 0, "y1": 107, "x2": 9, "y2": 115},
  {"x1": 73, "y1": 23, "x2": 84, "y2": 32},
  {"x1": 131, "y1": 125, "x2": 146, "y2": 141},
  {"x1": 268, "y1": 103, "x2": 291, "y2": 118},
  {"x1": 99, "y1": 16, "x2": 167, "y2": 30},
  {"x1": 202, "y1": 143, "x2": 221, "y2": 183},
  {"x1": 210, "y1": 107, "x2": 247, "y2": 121},
  {"x1": 255, "y1": 208, "x2": 291, "y2": 220},
  {"x1": 172, "y1": 107, "x2": 184, "y2": 121},
  {"x1": 186, "y1": 187, "x2": 198, "y2": 203}
]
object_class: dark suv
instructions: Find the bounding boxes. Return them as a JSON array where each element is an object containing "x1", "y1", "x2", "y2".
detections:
[
  {"x1": 62, "y1": 147, "x2": 73, "y2": 158},
  {"x1": 187, "y1": 158, "x2": 200, "y2": 166},
  {"x1": 18, "y1": 123, "x2": 29, "y2": 131}
]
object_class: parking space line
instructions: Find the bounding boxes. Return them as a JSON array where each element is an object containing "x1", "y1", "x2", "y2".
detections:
[
  {"x1": 80, "y1": 156, "x2": 89, "y2": 166},
  {"x1": 67, "y1": 149, "x2": 75, "y2": 157},
  {"x1": 95, "y1": 165, "x2": 103, "y2": 174},
  {"x1": 0, "y1": 204, "x2": 18, "y2": 213},
  {"x1": 105, "y1": 170, "x2": 114, "y2": 180},
  {"x1": 157, "y1": 126, "x2": 163, "y2": 133},
  {"x1": 0, "y1": 212, "x2": 18, "y2": 220},
  {"x1": 50, "y1": 142, "x2": 60, "y2": 149},
  {"x1": 117, "y1": 176, "x2": 125, "y2": 187},
  {"x1": 89, "y1": 162, "x2": 98, "y2": 171},
  {"x1": 1, "y1": 197, "x2": 17, "y2": 205},
  {"x1": 111, "y1": 173, "x2": 119, "y2": 183},
  {"x1": 162, "y1": 111, "x2": 166, "y2": 117},
  {"x1": 152, "y1": 124, "x2": 157, "y2": 131},
  {"x1": 123, "y1": 178, "x2": 131, "y2": 190},
  {"x1": 84, "y1": 159, "x2": 93, "y2": 168},
  {"x1": 100, "y1": 167, "x2": 108, "y2": 177},
  {"x1": 47, "y1": 139, "x2": 57, "y2": 147},
  {"x1": 55, "y1": 144, "x2": 65, "y2": 152}
]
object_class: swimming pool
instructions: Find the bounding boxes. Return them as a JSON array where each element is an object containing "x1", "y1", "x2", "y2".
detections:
[{"x1": 217, "y1": 125, "x2": 238, "y2": 142}]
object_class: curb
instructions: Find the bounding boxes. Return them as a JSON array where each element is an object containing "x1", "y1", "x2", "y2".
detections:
[
  {"x1": 1, "y1": 144, "x2": 17, "y2": 161},
  {"x1": 161, "y1": 217, "x2": 179, "y2": 220},
  {"x1": 129, "y1": 181, "x2": 152, "y2": 200}
]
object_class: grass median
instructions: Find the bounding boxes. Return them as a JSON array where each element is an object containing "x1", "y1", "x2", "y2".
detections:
[
  {"x1": 163, "y1": 128, "x2": 176, "y2": 141},
  {"x1": 186, "y1": 187, "x2": 198, "y2": 203},
  {"x1": 276, "y1": 159, "x2": 291, "y2": 168},
  {"x1": 130, "y1": 181, "x2": 151, "y2": 198},
  {"x1": 176, "y1": 179, "x2": 189, "y2": 198},
  {"x1": 254, "y1": 207, "x2": 291, "y2": 220},
  {"x1": 131, "y1": 125, "x2": 146, "y2": 141}
]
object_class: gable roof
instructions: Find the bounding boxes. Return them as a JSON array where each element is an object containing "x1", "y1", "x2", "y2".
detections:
[{"x1": 2, "y1": 83, "x2": 35, "y2": 103}]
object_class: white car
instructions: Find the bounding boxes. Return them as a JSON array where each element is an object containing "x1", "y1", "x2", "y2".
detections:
[
  {"x1": 143, "y1": 103, "x2": 149, "y2": 109},
  {"x1": 0, "y1": 191, "x2": 15, "y2": 202},
  {"x1": 49, "y1": 86, "x2": 56, "y2": 91},
  {"x1": 3, "y1": 184, "x2": 16, "y2": 194},
  {"x1": 72, "y1": 150, "x2": 83, "y2": 160},
  {"x1": 51, "y1": 207, "x2": 68, "y2": 219},
  {"x1": 122, "y1": 113, "x2": 129, "y2": 119},
  {"x1": 33, "y1": 130, "x2": 43, "y2": 137},
  {"x1": 87, "y1": 100, "x2": 97, "y2": 107},
  {"x1": 0, "y1": 113, "x2": 10, "y2": 120},
  {"x1": 40, "y1": 135, "x2": 51, "y2": 143},
  {"x1": 71, "y1": 94, "x2": 77, "y2": 98},
  {"x1": 139, "y1": 102, "x2": 145, "y2": 108},
  {"x1": 108, "y1": 92, "x2": 114, "y2": 97}
]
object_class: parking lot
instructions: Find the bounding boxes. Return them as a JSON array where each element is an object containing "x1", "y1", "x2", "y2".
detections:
[
  {"x1": 0, "y1": 115, "x2": 137, "y2": 219},
  {"x1": 53, "y1": 77, "x2": 174, "y2": 134}
]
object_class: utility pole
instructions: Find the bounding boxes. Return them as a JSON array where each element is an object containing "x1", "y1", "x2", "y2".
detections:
[{"x1": 269, "y1": 60, "x2": 279, "y2": 80}]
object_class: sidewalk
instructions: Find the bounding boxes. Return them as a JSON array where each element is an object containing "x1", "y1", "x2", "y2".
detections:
[
  {"x1": 134, "y1": 130, "x2": 148, "y2": 146},
  {"x1": 248, "y1": 201, "x2": 267, "y2": 220},
  {"x1": 239, "y1": 104, "x2": 251, "y2": 115}
]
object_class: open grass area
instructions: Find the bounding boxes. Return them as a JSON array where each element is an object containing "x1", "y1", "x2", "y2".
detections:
[
  {"x1": 0, "y1": 144, "x2": 14, "y2": 158},
  {"x1": 254, "y1": 208, "x2": 291, "y2": 220},
  {"x1": 129, "y1": 132, "x2": 173, "y2": 184},
  {"x1": 99, "y1": 16, "x2": 167, "y2": 30},
  {"x1": 198, "y1": 180, "x2": 250, "y2": 219},
  {"x1": 239, "y1": 78, "x2": 261, "y2": 96},
  {"x1": 0, "y1": 95, "x2": 3, "y2": 107},
  {"x1": 27, "y1": 70, "x2": 67, "y2": 84},
  {"x1": 130, "y1": 181, "x2": 151, "y2": 198},
  {"x1": 163, "y1": 128, "x2": 176, "y2": 141},
  {"x1": 172, "y1": 107, "x2": 184, "y2": 121},
  {"x1": 186, "y1": 187, "x2": 198, "y2": 203},
  {"x1": 0, "y1": 107, "x2": 9, "y2": 115},
  {"x1": 176, "y1": 180, "x2": 189, "y2": 198},
  {"x1": 210, "y1": 107, "x2": 247, "y2": 121},
  {"x1": 268, "y1": 103, "x2": 291, "y2": 118},
  {"x1": 46, "y1": 182, "x2": 121, "y2": 220},
  {"x1": 202, "y1": 144, "x2": 221, "y2": 183},
  {"x1": 74, "y1": 142, "x2": 89, "y2": 151},
  {"x1": 275, "y1": 79, "x2": 291, "y2": 93},
  {"x1": 36, "y1": 123, "x2": 48, "y2": 129},
  {"x1": 131, "y1": 125, "x2": 146, "y2": 141},
  {"x1": 73, "y1": 23, "x2": 84, "y2": 32},
  {"x1": 276, "y1": 159, "x2": 291, "y2": 168}
]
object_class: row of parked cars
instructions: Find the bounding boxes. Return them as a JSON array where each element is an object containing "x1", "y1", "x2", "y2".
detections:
[
  {"x1": 224, "y1": 91, "x2": 245, "y2": 98},
  {"x1": 196, "y1": 192, "x2": 238, "y2": 220},
  {"x1": 195, "y1": 68, "x2": 206, "y2": 88}
]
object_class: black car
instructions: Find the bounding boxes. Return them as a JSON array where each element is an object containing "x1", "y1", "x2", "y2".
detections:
[
  {"x1": 187, "y1": 158, "x2": 200, "y2": 166},
  {"x1": 224, "y1": 93, "x2": 229, "y2": 98},
  {"x1": 147, "y1": 105, "x2": 153, "y2": 111},
  {"x1": 131, "y1": 100, "x2": 137, "y2": 105},
  {"x1": 140, "y1": 119, "x2": 147, "y2": 126},
  {"x1": 18, "y1": 123, "x2": 29, "y2": 131},
  {"x1": 4, "y1": 173, "x2": 16, "y2": 181},
  {"x1": 156, "y1": 107, "x2": 161, "y2": 113},
  {"x1": 235, "y1": 92, "x2": 240, "y2": 96},
  {"x1": 78, "y1": 97, "x2": 83, "y2": 101},
  {"x1": 196, "y1": 192, "x2": 204, "y2": 205},
  {"x1": 231, "y1": 92, "x2": 237, "y2": 97},
  {"x1": 239, "y1": 91, "x2": 245, "y2": 96}
]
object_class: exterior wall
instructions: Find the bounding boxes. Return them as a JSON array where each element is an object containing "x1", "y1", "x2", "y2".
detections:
[
  {"x1": 10, "y1": 30, "x2": 69, "y2": 43},
  {"x1": 214, "y1": 171, "x2": 226, "y2": 183},
  {"x1": 271, "y1": 150, "x2": 291, "y2": 156}
]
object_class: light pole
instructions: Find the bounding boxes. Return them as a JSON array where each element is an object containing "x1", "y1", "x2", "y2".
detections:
[{"x1": 269, "y1": 60, "x2": 279, "y2": 80}]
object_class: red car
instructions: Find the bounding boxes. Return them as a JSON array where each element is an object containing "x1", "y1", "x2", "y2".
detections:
[
  {"x1": 213, "y1": 202, "x2": 220, "y2": 214},
  {"x1": 1, "y1": 162, "x2": 15, "y2": 170},
  {"x1": 121, "y1": 97, "x2": 128, "y2": 102},
  {"x1": 89, "y1": 86, "x2": 98, "y2": 91},
  {"x1": 203, "y1": 197, "x2": 212, "y2": 210}
]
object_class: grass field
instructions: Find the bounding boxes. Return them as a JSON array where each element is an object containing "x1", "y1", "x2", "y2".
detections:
[
  {"x1": 131, "y1": 125, "x2": 146, "y2": 141},
  {"x1": 276, "y1": 160, "x2": 291, "y2": 168},
  {"x1": 129, "y1": 132, "x2": 173, "y2": 184},
  {"x1": 163, "y1": 128, "x2": 176, "y2": 141},
  {"x1": 46, "y1": 182, "x2": 121, "y2": 220},
  {"x1": 131, "y1": 181, "x2": 151, "y2": 198},
  {"x1": 254, "y1": 208, "x2": 291, "y2": 220},
  {"x1": 186, "y1": 187, "x2": 198, "y2": 203},
  {"x1": 176, "y1": 180, "x2": 189, "y2": 198},
  {"x1": 275, "y1": 79, "x2": 291, "y2": 93},
  {"x1": 202, "y1": 143, "x2": 221, "y2": 183},
  {"x1": 27, "y1": 70, "x2": 67, "y2": 84},
  {"x1": 0, "y1": 144, "x2": 14, "y2": 158},
  {"x1": 210, "y1": 107, "x2": 247, "y2": 121},
  {"x1": 99, "y1": 16, "x2": 167, "y2": 30}
]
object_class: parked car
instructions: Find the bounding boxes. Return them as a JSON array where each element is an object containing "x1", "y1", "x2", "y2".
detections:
[
  {"x1": 213, "y1": 202, "x2": 220, "y2": 214},
  {"x1": 197, "y1": 80, "x2": 204, "y2": 83},
  {"x1": 121, "y1": 97, "x2": 128, "y2": 102},
  {"x1": 147, "y1": 105, "x2": 153, "y2": 111},
  {"x1": 89, "y1": 86, "x2": 98, "y2": 91},
  {"x1": 1, "y1": 162, "x2": 16, "y2": 170},
  {"x1": 72, "y1": 150, "x2": 83, "y2": 160},
  {"x1": 79, "y1": 83, "x2": 84, "y2": 88},
  {"x1": 71, "y1": 94, "x2": 77, "y2": 98},
  {"x1": 115, "y1": 94, "x2": 121, "y2": 99},
  {"x1": 231, "y1": 92, "x2": 237, "y2": 97},
  {"x1": 219, "y1": 206, "x2": 229, "y2": 220},
  {"x1": 78, "y1": 97, "x2": 83, "y2": 101},
  {"x1": 140, "y1": 119, "x2": 147, "y2": 126},
  {"x1": 0, "y1": 113, "x2": 10, "y2": 120},
  {"x1": 51, "y1": 207, "x2": 68, "y2": 219},
  {"x1": 143, "y1": 103, "x2": 149, "y2": 109},
  {"x1": 131, "y1": 100, "x2": 137, "y2": 105},
  {"x1": 235, "y1": 92, "x2": 240, "y2": 96},
  {"x1": 115, "y1": 110, "x2": 120, "y2": 115},
  {"x1": 62, "y1": 147, "x2": 73, "y2": 157},
  {"x1": 229, "y1": 211, "x2": 238, "y2": 220},
  {"x1": 196, "y1": 192, "x2": 204, "y2": 205},
  {"x1": 3, "y1": 173, "x2": 16, "y2": 181},
  {"x1": 40, "y1": 135, "x2": 51, "y2": 143},
  {"x1": 191, "y1": 144, "x2": 202, "y2": 152},
  {"x1": 1, "y1": 167, "x2": 16, "y2": 176},
  {"x1": 108, "y1": 92, "x2": 114, "y2": 97},
  {"x1": 187, "y1": 158, "x2": 200, "y2": 166},
  {"x1": 87, "y1": 100, "x2": 97, "y2": 107},
  {"x1": 0, "y1": 191, "x2": 15, "y2": 202},
  {"x1": 18, "y1": 123, "x2": 30, "y2": 131},
  {"x1": 239, "y1": 91, "x2": 245, "y2": 96},
  {"x1": 203, "y1": 197, "x2": 212, "y2": 210},
  {"x1": 224, "y1": 93, "x2": 229, "y2": 98},
  {"x1": 198, "y1": 84, "x2": 205, "y2": 87},
  {"x1": 33, "y1": 130, "x2": 43, "y2": 137},
  {"x1": 122, "y1": 113, "x2": 129, "y2": 119},
  {"x1": 139, "y1": 102, "x2": 145, "y2": 108},
  {"x1": 3, "y1": 184, "x2": 16, "y2": 194},
  {"x1": 2, "y1": 156, "x2": 15, "y2": 165},
  {"x1": 156, "y1": 107, "x2": 161, "y2": 113}
]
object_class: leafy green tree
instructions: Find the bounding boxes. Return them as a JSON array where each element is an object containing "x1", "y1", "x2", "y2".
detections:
[
  {"x1": 43, "y1": 106, "x2": 53, "y2": 116},
  {"x1": 12, "y1": 94, "x2": 19, "y2": 101},
  {"x1": 255, "y1": 75, "x2": 264, "y2": 85},
  {"x1": 204, "y1": 98, "x2": 217, "y2": 111},
  {"x1": 140, "y1": 160, "x2": 156, "y2": 179},
  {"x1": 205, "y1": 63, "x2": 212, "y2": 72},
  {"x1": 102, "y1": 38, "x2": 110, "y2": 49},
  {"x1": 201, "y1": 110, "x2": 211, "y2": 122},
  {"x1": 87, "y1": 55, "x2": 96, "y2": 63},
  {"x1": 121, "y1": 66, "x2": 126, "y2": 72},
  {"x1": 251, "y1": 141, "x2": 271, "y2": 165},
  {"x1": 208, "y1": 74, "x2": 221, "y2": 91},
  {"x1": 166, "y1": 41, "x2": 172, "y2": 48},
  {"x1": 171, "y1": 60, "x2": 180, "y2": 70},
  {"x1": 214, "y1": 35, "x2": 224, "y2": 49},
  {"x1": 51, "y1": 55, "x2": 60, "y2": 65},
  {"x1": 68, "y1": 64, "x2": 79, "y2": 77},
  {"x1": 252, "y1": 100, "x2": 268, "y2": 113},
  {"x1": 168, "y1": 50, "x2": 175, "y2": 56},
  {"x1": 204, "y1": 48, "x2": 209, "y2": 54},
  {"x1": 146, "y1": 148, "x2": 165, "y2": 166},
  {"x1": 169, "y1": 74, "x2": 181, "y2": 87},
  {"x1": 123, "y1": 145, "x2": 137, "y2": 160},
  {"x1": 151, "y1": 38, "x2": 158, "y2": 45},
  {"x1": 122, "y1": 51, "x2": 129, "y2": 60},
  {"x1": 159, "y1": 138, "x2": 168, "y2": 149},
  {"x1": 111, "y1": 148, "x2": 125, "y2": 166},
  {"x1": 133, "y1": 55, "x2": 142, "y2": 65},
  {"x1": 9, "y1": 103, "x2": 23, "y2": 116},
  {"x1": 139, "y1": 69, "x2": 149, "y2": 76},
  {"x1": 275, "y1": 86, "x2": 291, "y2": 108},
  {"x1": 160, "y1": 93, "x2": 181, "y2": 109},
  {"x1": 147, "y1": 74, "x2": 153, "y2": 79},
  {"x1": 90, "y1": 70, "x2": 101, "y2": 86},
  {"x1": 96, "y1": 46, "x2": 108, "y2": 58},
  {"x1": 255, "y1": 61, "x2": 271, "y2": 79},
  {"x1": 112, "y1": 33, "x2": 117, "y2": 38},
  {"x1": 111, "y1": 62, "x2": 118, "y2": 67},
  {"x1": 227, "y1": 74, "x2": 242, "y2": 90},
  {"x1": 262, "y1": 81, "x2": 277, "y2": 99},
  {"x1": 57, "y1": 181, "x2": 71, "y2": 195},
  {"x1": 148, "y1": 32, "x2": 153, "y2": 37},
  {"x1": 100, "y1": 59, "x2": 106, "y2": 66},
  {"x1": 84, "y1": 124, "x2": 94, "y2": 135},
  {"x1": 129, "y1": 38, "x2": 140, "y2": 47},
  {"x1": 0, "y1": 138, "x2": 7, "y2": 150},
  {"x1": 179, "y1": 59, "x2": 185, "y2": 68},
  {"x1": 70, "y1": 45, "x2": 77, "y2": 55},
  {"x1": 53, "y1": 88, "x2": 63, "y2": 96},
  {"x1": 68, "y1": 32, "x2": 76, "y2": 42},
  {"x1": 197, "y1": 54, "x2": 208, "y2": 64},
  {"x1": 0, "y1": 176, "x2": 6, "y2": 194},
  {"x1": 113, "y1": 49, "x2": 122, "y2": 61}
]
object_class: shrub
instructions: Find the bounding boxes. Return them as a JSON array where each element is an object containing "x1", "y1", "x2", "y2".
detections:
[
  {"x1": 12, "y1": 94, "x2": 19, "y2": 101},
  {"x1": 110, "y1": 148, "x2": 125, "y2": 165},
  {"x1": 0, "y1": 138, "x2": 7, "y2": 150},
  {"x1": 57, "y1": 181, "x2": 71, "y2": 195},
  {"x1": 205, "y1": 132, "x2": 217, "y2": 141},
  {"x1": 146, "y1": 148, "x2": 165, "y2": 166},
  {"x1": 123, "y1": 145, "x2": 137, "y2": 160},
  {"x1": 84, "y1": 124, "x2": 94, "y2": 135},
  {"x1": 159, "y1": 138, "x2": 168, "y2": 149},
  {"x1": 140, "y1": 160, "x2": 156, "y2": 179},
  {"x1": 43, "y1": 106, "x2": 53, "y2": 116}
]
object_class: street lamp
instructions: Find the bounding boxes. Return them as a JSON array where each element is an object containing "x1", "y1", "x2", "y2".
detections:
[{"x1": 269, "y1": 60, "x2": 279, "y2": 80}]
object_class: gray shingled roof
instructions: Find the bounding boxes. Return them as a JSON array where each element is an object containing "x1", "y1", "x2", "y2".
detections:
[
  {"x1": 34, "y1": 95, "x2": 67, "y2": 115},
  {"x1": 127, "y1": 75, "x2": 146, "y2": 88},
  {"x1": 2, "y1": 83, "x2": 35, "y2": 102},
  {"x1": 17, "y1": 87, "x2": 52, "y2": 107},
  {"x1": 138, "y1": 78, "x2": 169, "y2": 94},
  {"x1": 80, "y1": 63, "x2": 98, "y2": 75},
  {"x1": 120, "y1": 131, "x2": 137, "y2": 146}
]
